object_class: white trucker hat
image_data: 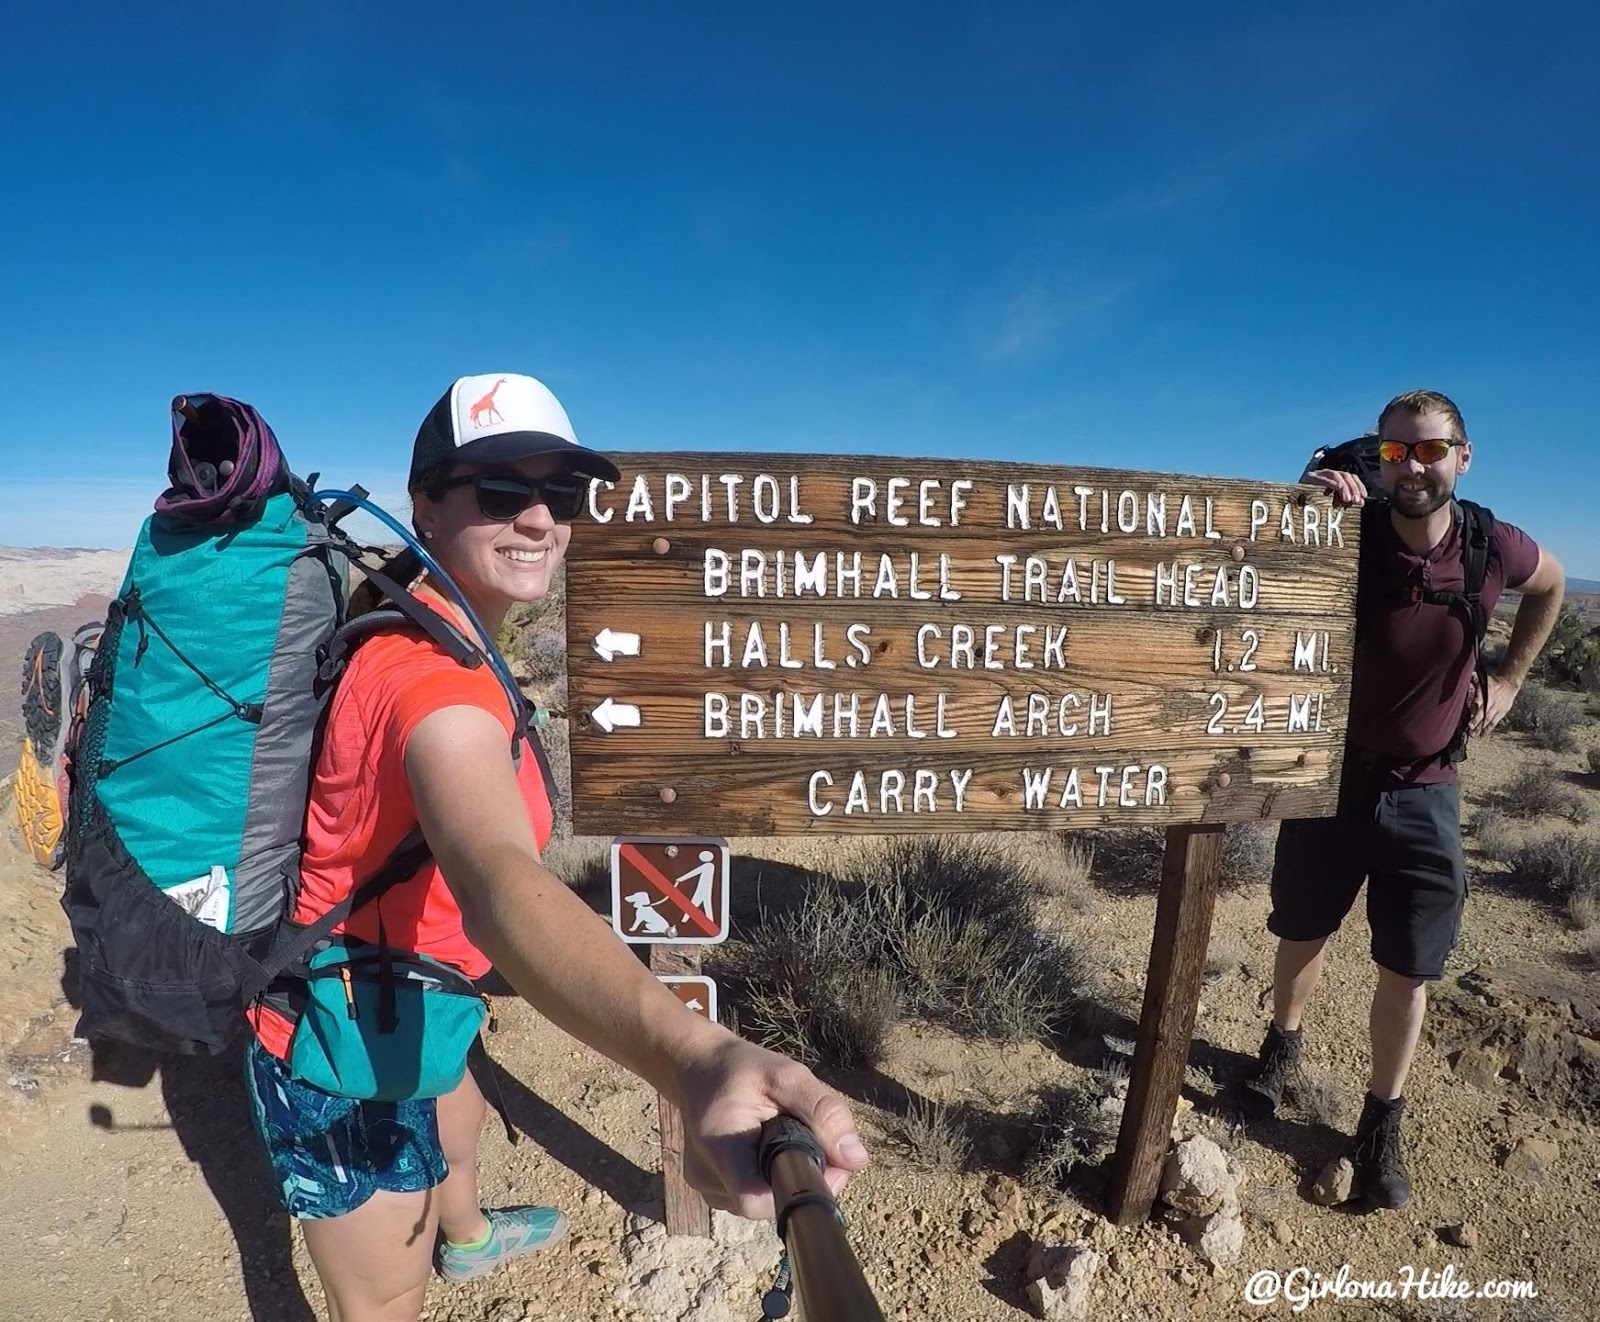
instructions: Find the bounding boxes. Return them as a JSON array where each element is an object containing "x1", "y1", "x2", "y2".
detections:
[{"x1": 408, "y1": 372, "x2": 621, "y2": 489}]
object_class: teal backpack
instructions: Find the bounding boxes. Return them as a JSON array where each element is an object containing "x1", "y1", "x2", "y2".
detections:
[{"x1": 61, "y1": 393, "x2": 550, "y2": 1116}]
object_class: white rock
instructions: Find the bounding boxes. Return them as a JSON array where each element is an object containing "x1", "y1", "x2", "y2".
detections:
[
  {"x1": 1310, "y1": 1157, "x2": 1355, "y2": 1206},
  {"x1": 1159, "y1": 1135, "x2": 1237, "y2": 1217},
  {"x1": 1024, "y1": 1240, "x2": 1100, "y2": 1320}
]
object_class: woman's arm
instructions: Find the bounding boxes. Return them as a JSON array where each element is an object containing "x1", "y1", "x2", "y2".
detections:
[{"x1": 404, "y1": 703, "x2": 868, "y2": 1217}]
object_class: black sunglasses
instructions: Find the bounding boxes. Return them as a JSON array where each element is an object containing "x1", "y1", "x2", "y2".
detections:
[{"x1": 427, "y1": 472, "x2": 590, "y2": 522}]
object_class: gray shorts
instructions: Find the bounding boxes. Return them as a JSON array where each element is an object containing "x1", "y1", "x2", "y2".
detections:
[{"x1": 1268, "y1": 758, "x2": 1467, "y2": 980}]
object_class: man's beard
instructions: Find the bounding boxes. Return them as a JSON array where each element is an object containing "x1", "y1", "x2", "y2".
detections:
[{"x1": 1389, "y1": 476, "x2": 1454, "y2": 519}]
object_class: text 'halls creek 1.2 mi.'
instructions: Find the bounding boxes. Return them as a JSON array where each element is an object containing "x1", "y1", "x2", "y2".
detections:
[{"x1": 562, "y1": 454, "x2": 1361, "y2": 837}]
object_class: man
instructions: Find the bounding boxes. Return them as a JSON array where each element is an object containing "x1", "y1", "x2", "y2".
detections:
[{"x1": 1243, "y1": 389, "x2": 1566, "y2": 1210}]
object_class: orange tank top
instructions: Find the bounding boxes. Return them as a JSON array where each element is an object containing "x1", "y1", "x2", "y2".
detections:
[{"x1": 248, "y1": 603, "x2": 552, "y2": 1060}]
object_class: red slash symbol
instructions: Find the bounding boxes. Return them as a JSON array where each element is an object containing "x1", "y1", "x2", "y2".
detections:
[{"x1": 619, "y1": 842, "x2": 719, "y2": 939}]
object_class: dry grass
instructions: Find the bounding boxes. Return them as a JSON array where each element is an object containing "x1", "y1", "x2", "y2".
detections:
[
  {"x1": 1471, "y1": 805, "x2": 1517, "y2": 864},
  {"x1": 1291, "y1": 1066, "x2": 1353, "y2": 1129},
  {"x1": 1588, "y1": 745, "x2": 1600, "y2": 777},
  {"x1": 1019, "y1": 1083, "x2": 1117, "y2": 1194},
  {"x1": 895, "y1": 1098, "x2": 974, "y2": 1173}
]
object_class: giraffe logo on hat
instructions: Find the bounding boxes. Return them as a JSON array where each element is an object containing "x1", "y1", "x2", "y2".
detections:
[{"x1": 469, "y1": 378, "x2": 507, "y2": 428}]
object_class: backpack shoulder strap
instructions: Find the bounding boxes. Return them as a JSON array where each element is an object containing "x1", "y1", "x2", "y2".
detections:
[
  {"x1": 250, "y1": 827, "x2": 432, "y2": 992},
  {"x1": 1457, "y1": 499, "x2": 1496, "y2": 621}
]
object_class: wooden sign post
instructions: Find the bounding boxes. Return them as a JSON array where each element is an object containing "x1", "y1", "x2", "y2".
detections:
[
  {"x1": 569, "y1": 454, "x2": 1361, "y2": 1228},
  {"x1": 611, "y1": 836, "x2": 730, "y2": 1236},
  {"x1": 650, "y1": 942, "x2": 713, "y2": 1238}
]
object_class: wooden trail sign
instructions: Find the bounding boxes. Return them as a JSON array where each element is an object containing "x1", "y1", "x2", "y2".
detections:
[{"x1": 566, "y1": 453, "x2": 1359, "y2": 834}]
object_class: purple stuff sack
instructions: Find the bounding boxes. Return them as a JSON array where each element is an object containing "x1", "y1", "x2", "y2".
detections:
[{"x1": 155, "y1": 394, "x2": 288, "y2": 524}]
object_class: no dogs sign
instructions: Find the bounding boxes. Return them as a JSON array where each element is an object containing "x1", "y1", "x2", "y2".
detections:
[{"x1": 611, "y1": 836, "x2": 730, "y2": 946}]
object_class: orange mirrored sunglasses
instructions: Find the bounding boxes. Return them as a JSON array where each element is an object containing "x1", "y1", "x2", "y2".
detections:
[{"x1": 1377, "y1": 437, "x2": 1463, "y2": 465}]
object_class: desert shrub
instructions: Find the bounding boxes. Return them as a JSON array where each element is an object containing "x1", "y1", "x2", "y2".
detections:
[
  {"x1": 1291, "y1": 1067, "x2": 1352, "y2": 1128},
  {"x1": 1219, "y1": 821, "x2": 1276, "y2": 890},
  {"x1": 895, "y1": 1098, "x2": 973, "y2": 1173},
  {"x1": 1471, "y1": 805, "x2": 1516, "y2": 863},
  {"x1": 1530, "y1": 606, "x2": 1600, "y2": 693},
  {"x1": 725, "y1": 838, "x2": 1106, "y2": 1064},
  {"x1": 1505, "y1": 684, "x2": 1583, "y2": 751},
  {"x1": 1080, "y1": 825, "x2": 1167, "y2": 892},
  {"x1": 1588, "y1": 746, "x2": 1600, "y2": 777},
  {"x1": 1020, "y1": 1084, "x2": 1117, "y2": 1194},
  {"x1": 540, "y1": 834, "x2": 607, "y2": 888},
  {"x1": 852, "y1": 838, "x2": 1102, "y2": 1043},
  {"x1": 1034, "y1": 835, "x2": 1096, "y2": 911},
  {"x1": 521, "y1": 629, "x2": 568, "y2": 699},
  {"x1": 1500, "y1": 765, "x2": 1588, "y2": 822},
  {"x1": 729, "y1": 883, "x2": 904, "y2": 1069},
  {"x1": 742, "y1": 965, "x2": 902, "y2": 1071},
  {"x1": 1510, "y1": 829, "x2": 1600, "y2": 924}
]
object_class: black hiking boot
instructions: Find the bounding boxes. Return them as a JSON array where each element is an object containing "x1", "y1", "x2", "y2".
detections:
[
  {"x1": 1352, "y1": 1092, "x2": 1411, "y2": 1209},
  {"x1": 1241, "y1": 1022, "x2": 1303, "y2": 1120}
]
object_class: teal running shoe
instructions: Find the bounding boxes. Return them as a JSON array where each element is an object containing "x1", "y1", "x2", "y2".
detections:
[{"x1": 438, "y1": 1205, "x2": 569, "y2": 1283}]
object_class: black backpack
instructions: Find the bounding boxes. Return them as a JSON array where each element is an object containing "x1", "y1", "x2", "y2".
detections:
[{"x1": 1309, "y1": 434, "x2": 1496, "y2": 766}]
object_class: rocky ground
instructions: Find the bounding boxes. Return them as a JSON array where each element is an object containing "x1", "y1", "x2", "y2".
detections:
[{"x1": 1, "y1": 570, "x2": 1597, "y2": 1321}]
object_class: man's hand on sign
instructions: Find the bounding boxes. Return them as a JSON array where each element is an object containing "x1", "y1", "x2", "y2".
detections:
[
  {"x1": 1468, "y1": 670, "x2": 1519, "y2": 736},
  {"x1": 1301, "y1": 467, "x2": 1367, "y2": 506},
  {"x1": 673, "y1": 1034, "x2": 869, "y2": 1220}
]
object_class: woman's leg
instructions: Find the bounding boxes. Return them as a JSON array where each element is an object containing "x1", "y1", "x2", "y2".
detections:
[
  {"x1": 431, "y1": 1066, "x2": 569, "y2": 1283},
  {"x1": 433, "y1": 1066, "x2": 490, "y2": 1245},
  {"x1": 300, "y1": 1189, "x2": 439, "y2": 1322}
]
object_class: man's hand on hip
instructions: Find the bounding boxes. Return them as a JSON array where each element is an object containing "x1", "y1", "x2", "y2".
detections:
[{"x1": 1470, "y1": 672, "x2": 1519, "y2": 735}]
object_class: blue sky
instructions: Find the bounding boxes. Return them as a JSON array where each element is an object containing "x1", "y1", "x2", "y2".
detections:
[{"x1": 3, "y1": 1, "x2": 1596, "y2": 575}]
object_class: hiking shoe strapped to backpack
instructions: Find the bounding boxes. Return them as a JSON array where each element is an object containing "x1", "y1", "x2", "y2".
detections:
[
  {"x1": 1241, "y1": 1021, "x2": 1303, "y2": 1120},
  {"x1": 14, "y1": 623, "x2": 102, "y2": 870}
]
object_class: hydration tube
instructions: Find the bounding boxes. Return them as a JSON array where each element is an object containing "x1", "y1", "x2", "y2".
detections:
[{"x1": 310, "y1": 487, "x2": 528, "y2": 721}]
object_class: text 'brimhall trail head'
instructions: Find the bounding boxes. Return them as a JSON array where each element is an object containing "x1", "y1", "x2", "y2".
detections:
[{"x1": 564, "y1": 454, "x2": 1359, "y2": 838}]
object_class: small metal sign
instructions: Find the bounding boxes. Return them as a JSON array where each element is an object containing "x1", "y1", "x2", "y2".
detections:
[
  {"x1": 659, "y1": 975, "x2": 719, "y2": 1022},
  {"x1": 611, "y1": 836, "x2": 731, "y2": 945}
]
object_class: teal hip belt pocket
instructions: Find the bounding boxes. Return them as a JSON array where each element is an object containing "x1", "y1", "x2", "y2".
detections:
[{"x1": 288, "y1": 943, "x2": 490, "y2": 1102}]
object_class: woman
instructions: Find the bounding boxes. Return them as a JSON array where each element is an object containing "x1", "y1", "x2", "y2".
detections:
[{"x1": 245, "y1": 373, "x2": 867, "y2": 1321}]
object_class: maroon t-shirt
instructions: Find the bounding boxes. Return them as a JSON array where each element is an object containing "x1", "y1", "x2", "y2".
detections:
[{"x1": 1347, "y1": 503, "x2": 1541, "y2": 784}]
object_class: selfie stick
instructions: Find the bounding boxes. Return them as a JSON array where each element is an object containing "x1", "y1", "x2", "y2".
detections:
[{"x1": 758, "y1": 1116, "x2": 885, "y2": 1321}]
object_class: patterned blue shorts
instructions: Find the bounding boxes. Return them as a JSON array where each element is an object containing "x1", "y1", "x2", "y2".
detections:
[{"x1": 245, "y1": 1035, "x2": 449, "y2": 1219}]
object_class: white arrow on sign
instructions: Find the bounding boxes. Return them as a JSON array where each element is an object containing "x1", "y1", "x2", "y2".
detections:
[
  {"x1": 593, "y1": 628, "x2": 642, "y2": 662},
  {"x1": 591, "y1": 697, "x2": 642, "y2": 732}
]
